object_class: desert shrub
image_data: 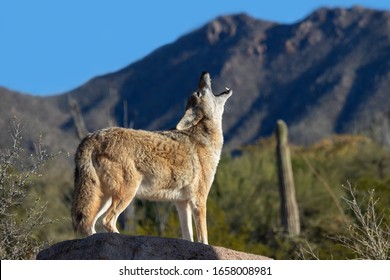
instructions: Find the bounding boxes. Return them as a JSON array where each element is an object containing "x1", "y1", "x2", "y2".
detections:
[
  {"x1": 0, "y1": 121, "x2": 56, "y2": 259},
  {"x1": 298, "y1": 182, "x2": 390, "y2": 260},
  {"x1": 337, "y1": 182, "x2": 390, "y2": 259}
]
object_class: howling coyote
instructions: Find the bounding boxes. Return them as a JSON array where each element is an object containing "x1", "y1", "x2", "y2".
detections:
[{"x1": 72, "y1": 72, "x2": 232, "y2": 244}]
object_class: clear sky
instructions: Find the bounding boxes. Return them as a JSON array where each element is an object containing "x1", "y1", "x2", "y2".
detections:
[{"x1": 1, "y1": 0, "x2": 390, "y2": 96}]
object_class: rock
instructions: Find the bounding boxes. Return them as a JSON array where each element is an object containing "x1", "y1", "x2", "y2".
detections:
[{"x1": 36, "y1": 233, "x2": 271, "y2": 260}]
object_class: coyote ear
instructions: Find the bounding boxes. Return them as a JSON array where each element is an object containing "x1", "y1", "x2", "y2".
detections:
[{"x1": 176, "y1": 108, "x2": 202, "y2": 130}]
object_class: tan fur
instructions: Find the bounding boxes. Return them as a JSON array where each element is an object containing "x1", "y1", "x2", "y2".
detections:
[{"x1": 71, "y1": 72, "x2": 232, "y2": 244}]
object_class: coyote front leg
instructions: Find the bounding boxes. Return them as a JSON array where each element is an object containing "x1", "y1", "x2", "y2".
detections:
[
  {"x1": 175, "y1": 201, "x2": 194, "y2": 242},
  {"x1": 192, "y1": 201, "x2": 208, "y2": 244}
]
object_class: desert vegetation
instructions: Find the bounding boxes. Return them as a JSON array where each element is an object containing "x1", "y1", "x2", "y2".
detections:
[
  {"x1": 1, "y1": 121, "x2": 389, "y2": 259},
  {"x1": 0, "y1": 121, "x2": 57, "y2": 259}
]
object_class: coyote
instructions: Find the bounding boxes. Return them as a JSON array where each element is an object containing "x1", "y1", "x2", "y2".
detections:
[{"x1": 71, "y1": 72, "x2": 232, "y2": 244}]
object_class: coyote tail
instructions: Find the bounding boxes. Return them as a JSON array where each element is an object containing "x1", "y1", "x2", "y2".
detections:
[{"x1": 71, "y1": 138, "x2": 101, "y2": 235}]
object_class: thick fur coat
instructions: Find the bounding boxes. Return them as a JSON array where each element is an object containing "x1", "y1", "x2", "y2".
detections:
[{"x1": 72, "y1": 72, "x2": 232, "y2": 244}]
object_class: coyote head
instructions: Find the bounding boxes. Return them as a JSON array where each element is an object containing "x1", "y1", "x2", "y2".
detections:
[{"x1": 176, "y1": 72, "x2": 232, "y2": 130}]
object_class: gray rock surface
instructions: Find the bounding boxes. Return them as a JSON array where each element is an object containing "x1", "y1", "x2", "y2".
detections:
[{"x1": 36, "y1": 233, "x2": 271, "y2": 260}]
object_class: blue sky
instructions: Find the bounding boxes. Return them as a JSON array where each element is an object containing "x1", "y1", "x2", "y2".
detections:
[{"x1": 1, "y1": 0, "x2": 390, "y2": 96}]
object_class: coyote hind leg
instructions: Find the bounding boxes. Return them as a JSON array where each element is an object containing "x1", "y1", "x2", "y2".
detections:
[
  {"x1": 91, "y1": 195, "x2": 112, "y2": 234},
  {"x1": 102, "y1": 174, "x2": 141, "y2": 233}
]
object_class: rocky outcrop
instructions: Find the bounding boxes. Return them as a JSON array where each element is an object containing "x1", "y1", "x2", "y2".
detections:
[{"x1": 36, "y1": 233, "x2": 271, "y2": 260}]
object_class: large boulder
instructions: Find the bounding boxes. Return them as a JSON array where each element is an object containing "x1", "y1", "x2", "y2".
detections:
[{"x1": 37, "y1": 233, "x2": 271, "y2": 260}]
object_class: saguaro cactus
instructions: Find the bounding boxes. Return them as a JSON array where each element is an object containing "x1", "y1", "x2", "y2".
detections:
[
  {"x1": 68, "y1": 97, "x2": 88, "y2": 140},
  {"x1": 275, "y1": 120, "x2": 300, "y2": 236}
]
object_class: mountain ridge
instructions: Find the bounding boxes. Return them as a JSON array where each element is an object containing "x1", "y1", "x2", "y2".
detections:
[{"x1": 1, "y1": 6, "x2": 390, "y2": 154}]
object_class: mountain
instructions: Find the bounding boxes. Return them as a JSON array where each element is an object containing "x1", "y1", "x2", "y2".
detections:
[
  {"x1": 0, "y1": 87, "x2": 76, "y2": 152},
  {"x1": 1, "y1": 6, "x2": 390, "y2": 155}
]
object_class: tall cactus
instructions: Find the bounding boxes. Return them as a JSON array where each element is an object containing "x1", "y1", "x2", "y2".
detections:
[{"x1": 275, "y1": 120, "x2": 300, "y2": 236}]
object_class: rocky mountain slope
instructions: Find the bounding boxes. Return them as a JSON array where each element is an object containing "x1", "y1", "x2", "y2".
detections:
[{"x1": 1, "y1": 6, "x2": 390, "y2": 154}]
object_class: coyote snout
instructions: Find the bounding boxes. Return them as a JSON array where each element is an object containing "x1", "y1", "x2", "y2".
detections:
[{"x1": 71, "y1": 72, "x2": 232, "y2": 244}]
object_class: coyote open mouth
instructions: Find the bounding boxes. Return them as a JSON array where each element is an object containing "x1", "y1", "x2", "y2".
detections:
[{"x1": 214, "y1": 87, "x2": 232, "y2": 97}]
